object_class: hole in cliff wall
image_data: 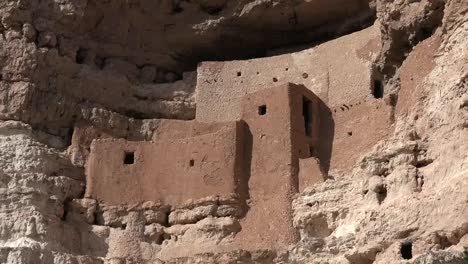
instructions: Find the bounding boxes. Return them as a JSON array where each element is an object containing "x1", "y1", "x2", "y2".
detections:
[
  {"x1": 124, "y1": 110, "x2": 151, "y2": 119},
  {"x1": 61, "y1": 198, "x2": 72, "y2": 221},
  {"x1": 124, "y1": 152, "x2": 135, "y2": 165},
  {"x1": 237, "y1": 71, "x2": 242, "y2": 77},
  {"x1": 376, "y1": 186, "x2": 387, "y2": 204},
  {"x1": 373, "y1": 79, "x2": 384, "y2": 99},
  {"x1": 172, "y1": 3, "x2": 184, "y2": 14},
  {"x1": 273, "y1": 77, "x2": 278, "y2": 82},
  {"x1": 416, "y1": 159, "x2": 434, "y2": 168},
  {"x1": 64, "y1": 127, "x2": 74, "y2": 147},
  {"x1": 201, "y1": 5, "x2": 224, "y2": 15},
  {"x1": 400, "y1": 241, "x2": 413, "y2": 260},
  {"x1": 258, "y1": 105, "x2": 267, "y2": 115},
  {"x1": 303, "y1": 97, "x2": 313, "y2": 137},
  {"x1": 76, "y1": 48, "x2": 87, "y2": 64},
  {"x1": 302, "y1": 73, "x2": 309, "y2": 79},
  {"x1": 189, "y1": 159, "x2": 195, "y2": 167}
]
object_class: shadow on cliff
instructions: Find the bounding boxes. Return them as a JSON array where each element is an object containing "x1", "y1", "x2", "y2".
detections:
[
  {"x1": 316, "y1": 97, "x2": 334, "y2": 177},
  {"x1": 236, "y1": 121, "x2": 252, "y2": 218}
]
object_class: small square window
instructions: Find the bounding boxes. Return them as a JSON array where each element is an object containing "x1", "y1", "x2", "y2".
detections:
[
  {"x1": 189, "y1": 159, "x2": 195, "y2": 167},
  {"x1": 124, "y1": 151, "x2": 135, "y2": 165},
  {"x1": 258, "y1": 105, "x2": 267, "y2": 115}
]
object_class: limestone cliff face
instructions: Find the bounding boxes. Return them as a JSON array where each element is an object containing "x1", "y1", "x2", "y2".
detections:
[{"x1": 0, "y1": 0, "x2": 467, "y2": 263}]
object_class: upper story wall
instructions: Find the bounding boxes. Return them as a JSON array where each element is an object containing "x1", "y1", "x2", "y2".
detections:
[
  {"x1": 195, "y1": 24, "x2": 393, "y2": 173},
  {"x1": 85, "y1": 121, "x2": 244, "y2": 206},
  {"x1": 195, "y1": 23, "x2": 381, "y2": 123}
]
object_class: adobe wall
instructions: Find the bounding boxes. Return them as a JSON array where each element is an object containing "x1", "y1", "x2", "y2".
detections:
[
  {"x1": 396, "y1": 36, "x2": 441, "y2": 118},
  {"x1": 233, "y1": 84, "x2": 297, "y2": 249},
  {"x1": 195, "y1": 23, "x2": 393, "y2": 172},
  {"x1": 233, "y1": 83, "x2": 324, "y2": 250},
  {"x1": 69, "y1": 119, "x2": 233, "y2": 167},
  {"x1": 84, "y1": 83, "x2": 325, "y2": 252},
  {"x1": 330, "y1": 99, "x2": 393, "y2": 170},
  {"x1": 195, "y1": 23, "x2": 381, "y2": 122},
  {"x1": 151, "y1": 119, "x2": 239, "y2": 141},
  {"x1": 85, "y1": 121, "x2": 245, "y2": 206},
  {"x1": 288, "y1": 85, "x2": 332, "y2": 190}
]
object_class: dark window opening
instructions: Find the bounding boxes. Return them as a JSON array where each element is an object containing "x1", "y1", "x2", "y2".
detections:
[
  {"x1": 124, "y1": 152, "x2": 135, "y2": 165},
  {"x1": 76, "y1": 48, "x2": 87, "y2": 64},
  {"x1": 303, "y1": 97, "x2": 313, "y2": 136},
  {"x1": 400, "y1": 242, "x2": 413, "y2": 260},
  {"x1": 172, "y1": 4, "x2": 184, "y2": 13},
  {"x1": 237, "y1": 71, "x2": 242, "y2": 77},
  {"x1": 258, "y1": 105, "x2": 267, "y2": 115},
  {"x1": 373, "y1": 80, "x2": 384, "y2": 99},
  {"x1": 189, "y1": 159, "x2": 195, "y2": 167},
  {"x1": 273, "y1": 77, "x2": 278, "y2": 82}
]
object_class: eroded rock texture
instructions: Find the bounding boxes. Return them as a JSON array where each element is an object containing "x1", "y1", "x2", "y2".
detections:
[{"x1": 0, "y1": 0, "x2": 467, "y2": 263}]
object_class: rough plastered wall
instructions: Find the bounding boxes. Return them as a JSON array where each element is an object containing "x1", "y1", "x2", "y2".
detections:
[
  {"x1": 196, "y1": 23, "x2": 382, "y2": 122},
  {"x1": 232, "y1": 84, "x2": 305, "y2": 251},
  {"x1": 84, "y1": 83, "x2": 325, "y2": 259},
  {"x1": 86, "y1": 121, "x2": 243, "y2": 206},
  {"x1": 0, "y1": 0, "x2": 467, "y2": 263},
  {"x1": 196, "y1": 23, "x2": 394, "y2": 173}
]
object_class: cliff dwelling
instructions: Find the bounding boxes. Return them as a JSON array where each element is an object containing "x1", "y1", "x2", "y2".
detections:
[
  {"x1": 2, "y1": 0, "x2": 467, "y2": 262},
  {"x1": 86, "y1": 83, "x2": 325, "y2": 251},
  {"x1": 84, "y1": 24, "x2": 394, "y2": 257}
]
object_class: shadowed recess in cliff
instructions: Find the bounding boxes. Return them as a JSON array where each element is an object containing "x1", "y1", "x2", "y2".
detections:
[{"x1": 77, "y1": 0, "x2": 376, "y2": 72}]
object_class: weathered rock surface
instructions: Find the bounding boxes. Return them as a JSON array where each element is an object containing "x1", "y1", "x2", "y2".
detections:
[{"x1": 0, "y1": 0, "x2": 467, "y2": 263}]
